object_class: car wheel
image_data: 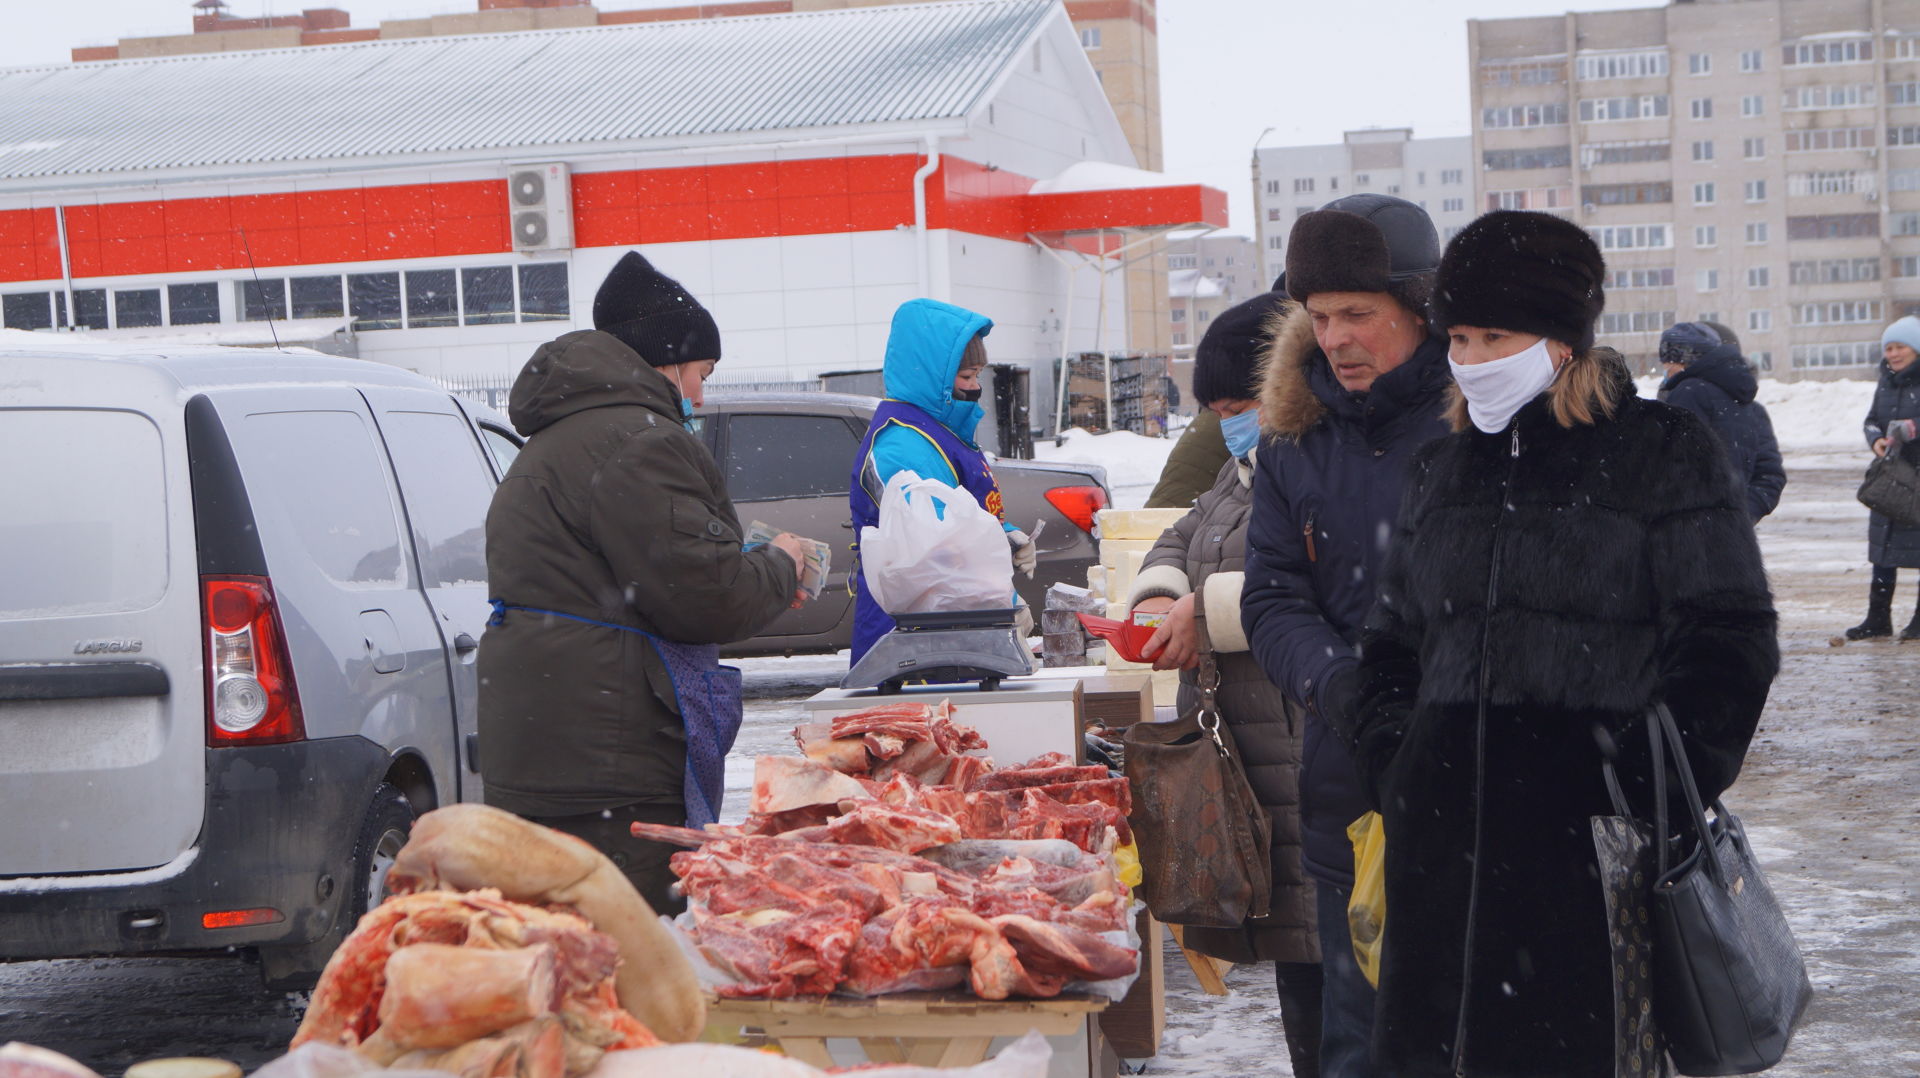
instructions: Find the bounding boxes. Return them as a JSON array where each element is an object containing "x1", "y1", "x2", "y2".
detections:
[{"x1": 258, "y1": 783, "x2": 415, "y2": 993}]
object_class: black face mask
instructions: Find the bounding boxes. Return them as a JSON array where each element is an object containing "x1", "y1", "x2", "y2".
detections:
[{"x1": 954, "y1": 387, "x2": 983, "y2": 403}]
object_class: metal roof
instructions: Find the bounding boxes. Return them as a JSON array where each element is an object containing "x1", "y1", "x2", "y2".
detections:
[{"x1": 0, "y1": 0, "x2": 1056, "y2": 183}]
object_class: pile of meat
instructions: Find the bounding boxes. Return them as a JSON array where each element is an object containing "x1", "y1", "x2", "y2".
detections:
[
  {"x1": 633, "y1": 702, "x2": 1139, "y2": 1002},
  {"x1": 291, "y1": 805, "x2": 708, "y2": 1078}
]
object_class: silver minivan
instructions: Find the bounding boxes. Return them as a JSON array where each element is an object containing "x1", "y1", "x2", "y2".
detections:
[{"x1": 0, "y1": 341, "x2": 521, "y2": 987}]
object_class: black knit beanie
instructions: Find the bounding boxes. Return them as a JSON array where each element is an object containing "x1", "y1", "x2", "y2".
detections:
[
  {"x1": 591, "y1": 251, "x2": 722, "y2": 367},
  {"x1": 1193, "y1": 292, "x2": 1287, "y2": 406},
  {"x1": 1286, "y1": 194, "x2": 1441, "y2": 314},
  {"x1": 1428, "y1": 210, "x2": 1607, "y2": 352}
]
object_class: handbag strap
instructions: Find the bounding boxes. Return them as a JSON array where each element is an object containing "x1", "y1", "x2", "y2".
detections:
[
  {"x1": 1649, "y1": 703, "x2": 1728, "y2": 889},
  {"x1": 1190, "y1": 615, "x2": 1230, "y2": 759}
]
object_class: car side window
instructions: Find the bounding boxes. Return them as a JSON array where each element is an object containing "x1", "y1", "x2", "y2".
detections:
[
  {"x1": 243, "y1": 410, "x2": 407, "y2": 587},
  {"x1": 724, "y1": 413, "x2": 859, "y2": 502},
  {"x1": 378, "y1": 411, "x2": 498, "y2": 588},
  {"x1": 479, "y1": 424, "x2": 522, "y2": 478}
]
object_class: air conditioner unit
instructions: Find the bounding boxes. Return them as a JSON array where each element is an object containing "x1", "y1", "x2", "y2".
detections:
[
  {"x1": 1583, "y1": 202, "x2": 1598, "y2": 214},
  {"x1": 1868, "y1": 190, "x2": 1881, "y2": 202},
  {"x1": 507, "y1": 162, "x2": 573, "y2": 252}
]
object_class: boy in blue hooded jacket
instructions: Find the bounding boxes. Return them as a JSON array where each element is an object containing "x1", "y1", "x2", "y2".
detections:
[{"x1": 848, "y1": 299, "x2": 1034, "y2": 661}]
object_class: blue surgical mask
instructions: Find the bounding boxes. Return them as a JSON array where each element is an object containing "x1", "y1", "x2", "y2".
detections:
[
  {"x1": 679, "y1": 395, "x2": 698, "y2": 433},
  {"x1": 1220, "y1": 406, "x2": 1261, "y2": 458}
]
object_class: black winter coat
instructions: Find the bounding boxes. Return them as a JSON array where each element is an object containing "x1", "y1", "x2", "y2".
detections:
[
  {"x1": 1864, "y1": 358, "x2": 1920, "y2": 567},
  {"x1": 1353, "y1": 370, "x2": 1779, "y2": 1078},
  {"x1": 1241, "y1": 306, "x2": 1453, "y2": 887},
  {"x1": 1658, "y1": 349, "x2": 1787, "y2": 519}
]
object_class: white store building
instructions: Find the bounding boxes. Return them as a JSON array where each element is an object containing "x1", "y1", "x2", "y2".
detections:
[{"x1": 0, "y1": 0, "x2": 1223, "y2": 415}]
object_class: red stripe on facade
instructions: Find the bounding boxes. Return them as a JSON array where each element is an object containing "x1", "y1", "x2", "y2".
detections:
[{"x1": 0, "y1": 156, "x2": 1221, "y2": 284}]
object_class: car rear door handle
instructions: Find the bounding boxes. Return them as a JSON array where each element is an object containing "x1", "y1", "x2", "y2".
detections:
[{"x1": 454, "y1": 632, "x2": 478, "y2": 654}]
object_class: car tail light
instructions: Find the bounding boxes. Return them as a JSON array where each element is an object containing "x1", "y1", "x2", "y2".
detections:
[
  {"x1": 1044, "y1": 485, "x2": 1108, "y2": 533},
  {"x1": 202, "y1": 575, "x2": 305, "y2": 746}
]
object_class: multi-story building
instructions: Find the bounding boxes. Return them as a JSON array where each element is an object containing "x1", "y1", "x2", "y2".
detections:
[
  {"x1": 1252, "y1": 128, "x2": 1476, "y2": 287},
  {"x1": 1471, "y1": 0, "x2": 1920, "y2": 377}
]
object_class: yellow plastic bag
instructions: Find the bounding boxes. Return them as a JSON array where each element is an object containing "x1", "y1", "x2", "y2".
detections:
[
  {"x1": 1346, "y1": 810, "x2": 1386, "y2": 988},
  {"x1": 1112, "y1": 841, "x2": 1144, "y2": 888}
]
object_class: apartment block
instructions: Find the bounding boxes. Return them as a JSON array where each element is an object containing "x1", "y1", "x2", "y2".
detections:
[
  {"x1": 1253, "y1": 129, "x2": 1476, "y2": 287},
  {"x1": 1472, "y1": 0, "x2": 1920, "y2": 376},
  {"x1": 1167, "y1": 233, "x2": 1260, "y2": 354}
]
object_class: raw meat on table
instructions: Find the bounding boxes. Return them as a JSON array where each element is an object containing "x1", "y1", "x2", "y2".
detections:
[
  {"x1": 0, "y1": 1045, "x2": 101, "y2": 1078},
  {"x1": 378, "y1": 803, "x2": 704, "y2": 1045},
  {"x1": 751, "y1": 756, "x2": 870, "y2": 815},
  {"x1": 291, "y1": 889, "x2": 655, "y2": 1078}
]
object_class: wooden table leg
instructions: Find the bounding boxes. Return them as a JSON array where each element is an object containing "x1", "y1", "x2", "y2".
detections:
[
  {"x1": 905, "y1": 1035, "x2": 994, "y2": 1068},
  {"x1": 858, "y1": 1038, "x2": 909, "y2": 1064},
  {"x1": 1168, "y1": 924, "x2": 1234, "y2": 996},
  {"x1": 774, "y1": 1036, "x2": 836, "y2": 1069}
]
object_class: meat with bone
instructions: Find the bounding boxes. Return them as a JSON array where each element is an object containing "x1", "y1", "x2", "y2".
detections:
[
  {"x1": 694, "y1": 901, "x2": 868, "y2": 998},
  {"x1": 392, "y1": 1015, "x2": 572, "y2": 1078},
  {"x1": 965, "y1": 764, "x2": 1110, "y2": 793},
  {"x1": 751, "y1": 756, "x2": 870, "y2": 815},
  {"x1": 822, "y1": 799, "x2": 963, "y2": 853},
  {"x1": 943, "y1": 753, "x2": 995, "y2": 792},
  {"x1": 990, "y1": 914, "x2": 1141, "y2": 982}
]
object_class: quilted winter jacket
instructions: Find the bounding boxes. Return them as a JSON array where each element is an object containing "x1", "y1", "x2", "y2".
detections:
[
  {"x1": 1239, "y1": 305, "x2": 1453, "y2": 886},
  {"x1": 478, "y1": 330, "x2": 798, "y2": 816},
  {"x1": 1127, "y1": 455, "x2": 1319, "y2": 964},
  {"x1": 1865, "y1": 358, "x2": 1920, "y2": 566},
  {"x1": 1658, "y1": 349, "x2": 1787, "y2": 520}
]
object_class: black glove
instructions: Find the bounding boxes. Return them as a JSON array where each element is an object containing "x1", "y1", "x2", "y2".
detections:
[{"x1": 1315, "y1": 664, "x2": 1361, "y2": 747}]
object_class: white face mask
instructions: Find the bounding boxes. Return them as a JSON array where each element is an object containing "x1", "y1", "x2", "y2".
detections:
[{"x1": 1448, "y1": 336, "x2": 1560, "y2": 435}]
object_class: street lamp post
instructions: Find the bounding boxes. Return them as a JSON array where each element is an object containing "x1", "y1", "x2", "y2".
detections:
[{"x1": 1250, "y1": 127, "x2": 1276, "y2": 287}]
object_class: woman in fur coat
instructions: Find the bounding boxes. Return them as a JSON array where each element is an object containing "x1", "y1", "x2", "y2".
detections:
[{"x1": 1351, "y1": 211, "x2": 1780, "y2": 1078}]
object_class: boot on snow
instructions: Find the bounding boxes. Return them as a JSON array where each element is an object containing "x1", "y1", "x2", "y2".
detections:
[
  {"x1": 1846, "y1": 613, "x2": 1894, "y2": 640},
  {"x1": 1902, "y1": 608, "x2": 1920, "y2": 642},
  {"x1": 1846, "y1": 570, "x2": 1897, "y2": 640}
]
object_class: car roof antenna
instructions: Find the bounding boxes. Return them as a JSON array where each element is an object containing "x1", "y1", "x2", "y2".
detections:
[{"x1": 238, "y1": 228, "x2": 283, "y2": 351}]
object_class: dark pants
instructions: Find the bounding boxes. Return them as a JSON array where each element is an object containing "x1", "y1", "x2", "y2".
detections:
[
  {"x1": 525, "y1": 801, "x2": 687, "y2": 916},
  {"x1": 1316, "y1": 881, "x2": 1382, "y2": 1078},
  {"x1": 1275, "y1": 960, "x2": 1326, "y2": 1078}
]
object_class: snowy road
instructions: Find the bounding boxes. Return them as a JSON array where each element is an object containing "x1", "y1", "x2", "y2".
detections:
[{"x1": 2, "y1": 450, "x2": 1915, "y2": 1076}]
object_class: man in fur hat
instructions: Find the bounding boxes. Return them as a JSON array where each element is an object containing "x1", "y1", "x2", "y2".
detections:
[{"x1": 1240, "y1": 194, "x2": 1454, "y2": 1078}]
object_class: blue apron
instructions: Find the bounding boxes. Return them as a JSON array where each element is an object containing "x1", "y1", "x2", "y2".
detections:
[
  {"x1": 487, "y1": 600, "x2": 742, "y2": 828},
  {"x1": 847, "y1": 399, "x2": 1007, "y2": 662}
]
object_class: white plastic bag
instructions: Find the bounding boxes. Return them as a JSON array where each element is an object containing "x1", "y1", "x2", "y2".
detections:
[{"x1": 860, "y1": 471, "x2": 1014, "y2": 615}]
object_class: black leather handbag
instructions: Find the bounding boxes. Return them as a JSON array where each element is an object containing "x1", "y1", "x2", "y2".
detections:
[
  {"x1": 1593, "y1": 705, "x2": 1813, "y2": 1076},
  {"x1": 1857, "y1": 450, "x2": 1920, "y2": 526}
]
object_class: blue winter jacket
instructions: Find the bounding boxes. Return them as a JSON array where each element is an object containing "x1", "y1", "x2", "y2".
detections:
[
  {"x1": 1241, "y1": 306, "x2": 1452, "y2": 886},
  {"x1": 869, "y1": 299, "x2": 994, "y2": 487},
  {"x1": 1658, "y1": 347, "x2": 1787, "y2": 520}
]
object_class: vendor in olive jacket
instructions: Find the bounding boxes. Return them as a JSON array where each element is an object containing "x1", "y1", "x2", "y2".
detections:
[{"x1": 478, "y1": 251, "x2": 809, "y2": 913}]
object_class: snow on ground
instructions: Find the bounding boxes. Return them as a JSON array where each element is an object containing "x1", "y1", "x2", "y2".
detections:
[{"x1": 1043, "y1": 377, "x2": 1880, "y2": 510}]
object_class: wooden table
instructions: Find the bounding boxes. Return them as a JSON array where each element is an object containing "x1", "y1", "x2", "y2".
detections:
[{"x1": 704, "y1": 991, "x2": 1110, "y2": 1070}]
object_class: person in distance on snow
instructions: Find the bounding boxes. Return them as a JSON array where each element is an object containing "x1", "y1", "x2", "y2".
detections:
[
  {"x1": 1351, "y1": 210, "x2": 1779, "y2": 1078},
  {"x1": 1656, "y1": 320, "x2": 1787, "y2": 521},
  {"x1": 478, "y1": 251, "x2": 815, "y2": 913},
  {"x1": 1125, "y1": 290, "x2": 1326, "y2": 1078},
  {"x1": 1241, "y1": 194, "x2": 1454, "y2": 1078},
  {"x1": 1841, "y1": 313, "x2": 1920, "y2": 640},
  {"x1": 848, "y1": 298, "x2": 1035, "y2": 663}
]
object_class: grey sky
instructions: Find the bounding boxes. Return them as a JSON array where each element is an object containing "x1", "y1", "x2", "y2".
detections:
[{"x1": 8, "y1": 0, "x2": 1657, "y2": 233}]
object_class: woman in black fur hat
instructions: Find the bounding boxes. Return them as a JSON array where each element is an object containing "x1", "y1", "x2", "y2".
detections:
[{"x1": 1350, "y1": 211, "x2": 1780, "y2": 1077}]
